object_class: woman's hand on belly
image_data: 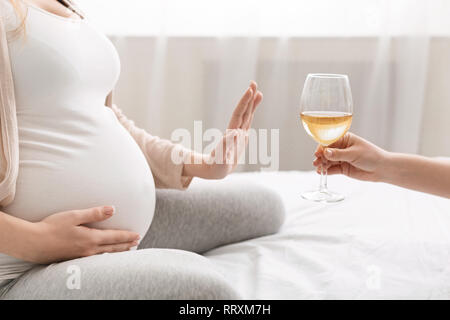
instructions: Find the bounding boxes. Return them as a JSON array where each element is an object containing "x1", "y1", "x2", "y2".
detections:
[{"x1": 18, "y1": 206, "x2": 141, "y2": 264}]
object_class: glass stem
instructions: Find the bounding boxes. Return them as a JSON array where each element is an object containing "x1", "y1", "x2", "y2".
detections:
[{"x1": 319, "y1": 149, "x2": 328, "y2": 192}]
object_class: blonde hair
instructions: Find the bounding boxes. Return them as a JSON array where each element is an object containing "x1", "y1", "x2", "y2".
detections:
[
  {"x1": 8, "y1": 0, "x2": 27, "y2": 39},
  {"x1": 7, "y1": 0, "x2": 84, "y2": 37}
]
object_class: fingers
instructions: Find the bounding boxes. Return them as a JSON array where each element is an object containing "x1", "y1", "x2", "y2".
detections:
[
  {"x1": 224, "y1": 129, "x2": 239, "y2": 165},
  {"x1": 228, "y1": 81, "x2": 263, "y2": 130},
  {"x1": 317, "y1": 163, "x2": 374, "y2": 181},
  {"x1": 240, "y1": 81, "x2": 257, "y2": 128},
  {"x1": 96, "y1": 241, "x2": 139, "y2": 254},
  {"x1": 316, "y1": 133, "x2": 356, "y2": 162},
  {"x1": 242, "y1": 90, "x2": 263, "y2": 130},
  {"x1": 254, "y1": 91, "x2": 263, "y2": 108},
  {"x1": 95, "y1": 229, "x2": 141, "y2": 245},
  {"x1": 228, "y1": 86, "x2": 253, "y2": 129},
  {"x1": 313, "y1": 133, "x2": 358, "y2": 167},
  {"x1": 314, "y1": 144, "x2": 324, "y2": 158},
  {"x1": 316, "y1": 163, "x2": 343, "y2": 175},
  {"x1": 71, "y1": 206, "x2": 115, "y2": 225},
  {"x1": 233, "y1": 131, "x2": 248, "y2": 170},
  {"x1": 218, "y1": 129, "x2": 248, "y2": 165},
  {"x1": 233, "y1": 129, "x2": 248, "y2": 162},
  {"x1": 249, "y1": 81, "x2": 257, "y2": 98},
  {"x1": 323, "y1": 147, "x2": 356, "y2": 162},
  {"x1": 313, "y1": 156, "x2": 334, "y2": 168}
]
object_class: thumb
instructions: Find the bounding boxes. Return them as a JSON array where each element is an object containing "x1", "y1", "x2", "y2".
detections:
[
  {"x1": 71, "y1": 206, "x2": 115, "y2": 225},
  {"x1": 323, "y1": 147, "x2": 355, "y2": 162}
]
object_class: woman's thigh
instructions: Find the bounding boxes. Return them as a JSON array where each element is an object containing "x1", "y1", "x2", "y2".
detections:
[
  {"x1": 139, "y1": 179, "x2": 286, "y2": 253},
  {"x1": 1, "y1": 249, "x2": 240, "y2": 300}
]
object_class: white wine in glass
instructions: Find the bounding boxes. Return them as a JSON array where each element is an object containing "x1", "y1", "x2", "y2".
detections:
[{"x1": 299, "y1": 74, "x2": 353, "y2": 202}]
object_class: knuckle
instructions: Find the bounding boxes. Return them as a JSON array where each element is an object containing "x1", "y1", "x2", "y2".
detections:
[
  {"x1": 113, "y1": 245, "x2": 124, "y2": 252},
  {"x1": 78, "y1": 228, "x2": 99, "y2": 245},
  {"x1": 70, "y1": 210, "x2": 84, "y2": 223},
  {"x1": 122, "y1": 234, "x2": 133, "y2": 243},
  {"x1": 69, "y1": 210, "x2": 81, "y2": 220},
  {"x1": 109, "y1": 230, "x2": 123, "y2": 241},
  {"x1": 111, "y1": 234, "x2": 122, "y2": 244},
  {"x1": 67, "y1": 209, "x2": 78, "y2": 215},
  {"x1": 72, "y1": 239, "x2": 85, "y2": 252},
  {"x1": 88, "y1": 234, "x2": 101, "y2": 246},
  {"x1": 101, "y1": 246, "x2": 112, "y2": 253},
  {"x1": 127, "y1": 233, "x2": 139, "y2": 242},
  {"x1": 83, "y1": 248, "x2": 95, "y2": 256},
  {"x1": 93, "y1": 207, "x2": 103, "y2": 216},
  {"x1": 125, "y1": 232, "x2": 138, "y2": 243},
  {"x1": 107, "y1": 245, "x2": 119, "y2": 253}
]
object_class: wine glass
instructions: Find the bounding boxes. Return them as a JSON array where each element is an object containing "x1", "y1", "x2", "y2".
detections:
[{"x1": 299, "y1": 73, "x2": 353, "y2": 202}]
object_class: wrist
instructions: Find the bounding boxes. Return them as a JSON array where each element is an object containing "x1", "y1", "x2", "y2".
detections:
[
  {"x1": 0, "y1": 211, "x2": 42, "y2": 262},
  {"x1": 376, "y1": 151, "x2": 398, "y2": 183},
  {"x1": 18, "y1": 221, "x2": 46, "y2": 262},
  {"x1": 182, "y1": 152, "x2": 212, "y2": 178}
]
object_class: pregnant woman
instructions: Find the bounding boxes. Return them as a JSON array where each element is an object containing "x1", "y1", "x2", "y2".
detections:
[{"x1": 0, "y1": 0, "x2": 285, "y2": 299}]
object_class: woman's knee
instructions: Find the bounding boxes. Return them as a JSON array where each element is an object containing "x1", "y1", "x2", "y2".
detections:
[
  {"x1": 146, "y1": 180, "x2": 286, "y2": 253},
  {"x1": 246, "y1": 183, "x2": 286, "y2": 235},
  {"x1": 216, "y1": 181, "x2": 286, "y2": 237},
  {"x1": 190, "y1": 180, "x2": 286, "y2": 244},
  {"x1": 155, "y1": 180, "x2": 286, "y2": 237},
  {"x1": 198, "y1": 180, "x2": 286, "y2": 236},
  {"x1": 131, "y1": 249, "x2": 242, "y2": 299},
  {"x1": 132, "y1": 249, "x2": 241, "y2": 299}
]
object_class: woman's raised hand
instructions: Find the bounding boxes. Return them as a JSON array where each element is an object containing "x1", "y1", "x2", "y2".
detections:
[
  {"x1": 226, "y1": 81, "x2": 263, "y2": 131},
  {"x1": 183, "y1": 81, "x2": 263, "y2": 179},
  {"x1": 22, "y1": 206, "x2": 140, "y2": 264}
]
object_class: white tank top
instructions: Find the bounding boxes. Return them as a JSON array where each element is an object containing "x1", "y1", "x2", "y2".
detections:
[{"x1": 0, "y1": 2, "x2": 156, "y2": 279}]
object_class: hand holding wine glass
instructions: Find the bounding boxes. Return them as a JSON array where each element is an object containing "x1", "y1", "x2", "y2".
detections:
[
  {"x1": 299, "y1": 73, "x2": 353, "y2": 202},
  {"x1": 312, "y1": 132, "x2": 389, "y2": 182},
  {"x1": 311, "y1": 131, "x2": 450, "y2": 199}
]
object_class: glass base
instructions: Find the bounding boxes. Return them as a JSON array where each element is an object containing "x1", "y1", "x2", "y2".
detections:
[{"x1": 301, "y1": 189, "x2": 345, "y2": 203}]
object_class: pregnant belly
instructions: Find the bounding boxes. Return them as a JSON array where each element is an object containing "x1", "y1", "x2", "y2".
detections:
[{"x1": 2, "y1": 108, "x2": 156, "y2": 238}]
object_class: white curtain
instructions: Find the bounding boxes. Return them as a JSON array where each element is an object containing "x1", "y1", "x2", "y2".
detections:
[{"x1": 78, "y1": 0, "x2": 450, "y2": 171}]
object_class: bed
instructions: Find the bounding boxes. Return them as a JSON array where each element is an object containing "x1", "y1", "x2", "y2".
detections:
[{"x1": 191, "y1": 171, "x2": 450, "y2": 299}]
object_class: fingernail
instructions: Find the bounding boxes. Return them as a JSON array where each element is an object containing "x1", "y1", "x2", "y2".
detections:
[
  {"x1": 103, "y1": 206, "x2": 115, "y2": 215},
  {"x1": 325, "y1": 149, "x2": 332, "y2": 157},
  {"x1": 132, "y1": 240, "x2": 139, "y2": 246}
]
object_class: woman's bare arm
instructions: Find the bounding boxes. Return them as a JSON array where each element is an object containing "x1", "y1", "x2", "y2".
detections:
[
  {"x1": 381, "y1": 153, "x2": 450, "y2": 198},
  {"x1": 0, "y1": 210, "x2": 36, "y2": 260}
]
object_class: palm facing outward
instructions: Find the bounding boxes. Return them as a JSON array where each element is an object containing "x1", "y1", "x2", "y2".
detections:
[{"x1": 183, "y1": 81, "x2": 263, "y2": 179}]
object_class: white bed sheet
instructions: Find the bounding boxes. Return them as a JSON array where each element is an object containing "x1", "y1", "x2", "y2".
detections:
[{"x1": 192, "y1": 171, "x2": 450, "y2": 299}]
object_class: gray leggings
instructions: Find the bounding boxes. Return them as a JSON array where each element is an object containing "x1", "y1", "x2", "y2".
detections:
[{"x1": 0, "y1": 180, "x2": 285, "y2": 299}]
